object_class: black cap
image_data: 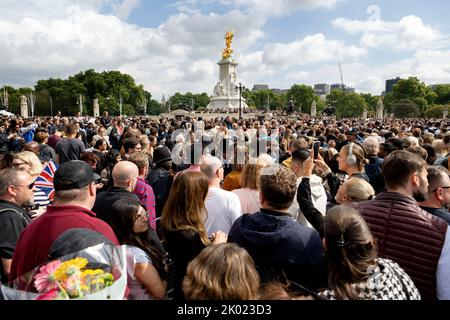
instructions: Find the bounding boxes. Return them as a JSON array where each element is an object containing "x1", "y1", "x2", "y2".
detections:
[
  {"x1": 54, "y1": 160, "x2": 100, "y2": 191},
  {"x1": 153, "y1": 146, "x2": 172, "y2": 165},
  {"x1": 48, "y1": 228, "x2": 114, "y2": 260}
]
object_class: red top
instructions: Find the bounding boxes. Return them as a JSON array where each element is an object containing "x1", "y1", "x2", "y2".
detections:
[{"x1": 10, "y1": 205, "x2": 119, "y2": 282}]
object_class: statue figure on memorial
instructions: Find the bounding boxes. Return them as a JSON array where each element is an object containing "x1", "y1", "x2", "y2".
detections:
[
  {"x1": 20, "y1": 95, "x2": 27, "y2": 106},
  {"x1": 222, "y1": 31, "x2": 234, "y2": 59},
  {"x1": 376, "y1": 97, "x2": 384, "y2": 119},
  {"x1": 214, "y1": 82, "x2": 227, "y2": 96}
]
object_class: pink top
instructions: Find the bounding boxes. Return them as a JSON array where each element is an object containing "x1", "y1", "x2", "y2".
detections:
[{"x1": 232, "y1": 188, "x2": 261, "y2": 215}]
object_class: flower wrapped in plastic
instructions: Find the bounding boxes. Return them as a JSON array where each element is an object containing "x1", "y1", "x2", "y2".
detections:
[{"x1": 1, "y1": 244, "x2": 127, "y2": 300}]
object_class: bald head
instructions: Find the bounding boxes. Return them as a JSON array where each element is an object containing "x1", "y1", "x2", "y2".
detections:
[
  {"x1": 23, "y1": 141, "x2": 40, "y2": 154},
  {"x1": 112, "y1": 161, "x2": 139, "y2": 191}
]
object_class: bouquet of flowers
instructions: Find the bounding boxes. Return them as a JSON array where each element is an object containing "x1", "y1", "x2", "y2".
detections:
[{"x1": 1, "y1": 244, "x2": 127, "y2": 300}]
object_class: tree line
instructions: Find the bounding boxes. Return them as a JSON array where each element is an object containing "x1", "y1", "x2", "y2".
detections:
[{"x1": 1, "y1": 70, "x2": 449, "y2": 118}]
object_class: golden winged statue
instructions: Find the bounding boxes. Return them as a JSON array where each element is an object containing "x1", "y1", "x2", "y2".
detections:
[{"x1": 222, "y1": 31, "x2": 234, "y2": 59}]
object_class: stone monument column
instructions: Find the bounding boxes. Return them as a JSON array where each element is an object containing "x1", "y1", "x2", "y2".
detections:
[
  {"x1": 93, "y1": 98, "x2": 100, "y2": 117},
  {"x1": 362, "y1": 108, "x2": 368, "y2": 120},
  {"x1": 376, "y1": 97, "x2": 384, "y2": 119},
  {"x1": 207, "y1": 31, "x2": 248, "y2": 112},
  {"x1": 310, "y1": 100, "x2": 317, "y2": 117},
  {"x1": 20, "y1": 95, "x2": 28, "y2": 118}
]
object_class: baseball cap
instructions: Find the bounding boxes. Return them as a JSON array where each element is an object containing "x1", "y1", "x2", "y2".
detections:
[{"x1": 54, "y1": 160, "x2": 100, "y2": 191}]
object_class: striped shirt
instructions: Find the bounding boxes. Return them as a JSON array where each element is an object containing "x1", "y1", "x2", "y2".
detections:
[{"x1": 133, "y1": 178, "x2": 157, "y2": 230}]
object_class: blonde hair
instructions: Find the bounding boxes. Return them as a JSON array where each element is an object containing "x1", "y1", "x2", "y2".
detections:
[
  {"x1": 182, "y1": 243, "x2": 260, "y2": 300},
  {"x1": 239, "y1": 164, "x2": 261, "y2": 190},
  {"x1": 13, "y1": 151, "x2": 43, "y2": 176},
  {"x1": 344, "y1": 178, "x2": 375, "y2": 202},
  {"x1": 341, "y1": 144, "x2": 367, "y2": 171}
]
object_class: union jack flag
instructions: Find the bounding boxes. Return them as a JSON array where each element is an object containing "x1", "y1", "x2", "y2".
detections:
[{"x1": 35, "y1": 159, "x2": 58, "y2": 202}]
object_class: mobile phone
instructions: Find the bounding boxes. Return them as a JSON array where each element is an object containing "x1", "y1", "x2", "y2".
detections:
[{"x1": 313, "y1": 142, "x2": 320, "y2": 160}]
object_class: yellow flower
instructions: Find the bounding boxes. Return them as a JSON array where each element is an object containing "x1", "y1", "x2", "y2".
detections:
[
  {"x1": 54, "y1": 258, "x2": 88, "y2": 281},
  {"x1": 81, "y1": 269, "x2": 104, "y2": 277}
]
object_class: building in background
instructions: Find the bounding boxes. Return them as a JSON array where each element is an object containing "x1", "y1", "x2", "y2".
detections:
[{"x1": 386, "y1": 77, "x2": 402, "y2": 94}]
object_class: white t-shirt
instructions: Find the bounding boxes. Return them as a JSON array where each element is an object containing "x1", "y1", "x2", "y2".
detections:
[{"x1": 205, "y1": 187, "x2": 242, "y2": 235}]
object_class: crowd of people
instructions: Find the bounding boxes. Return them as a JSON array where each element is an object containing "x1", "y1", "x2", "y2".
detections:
[{"x1": 0, "y1": 110, "x2": 449, "y2": 300}]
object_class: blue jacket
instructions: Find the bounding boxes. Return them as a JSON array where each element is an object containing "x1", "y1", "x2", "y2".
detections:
[{"x1": 228, "y1": 209, "x2": 327, "y2": 291}]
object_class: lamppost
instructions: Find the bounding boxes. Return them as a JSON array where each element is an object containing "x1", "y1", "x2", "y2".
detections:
[{"x1": 236, "y1": 82, "x2": 245, "y2": 120}]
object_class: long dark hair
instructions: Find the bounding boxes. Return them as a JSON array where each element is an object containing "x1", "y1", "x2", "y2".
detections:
[
  {"x1": 324, "y1": 205, "x2": 377, "y2": 300},
  {"x1": 110, "y1": 199, "x2": 167, "y2": 279}
]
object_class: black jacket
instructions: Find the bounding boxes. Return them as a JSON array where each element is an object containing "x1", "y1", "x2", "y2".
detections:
[
  {"x1": 92, "y1": 186, "x2": 165, "y2": 254},
  {"x1": 228, "y1": 209, "x2": 327, "y2": 291},
  {"x1": 146, "y1": 168, "x2": 173, "y2": 219},
  {"x1": 92, "y1": 187, "x2": 139, "y2": 226},
  {"x1": 0, "y1": 200, "x2": 31, "y2": 283}
]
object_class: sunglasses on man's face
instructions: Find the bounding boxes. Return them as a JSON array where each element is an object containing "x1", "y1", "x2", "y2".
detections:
[{"x1": 13, "y1": 182, "x2": 35, "y2": 190}]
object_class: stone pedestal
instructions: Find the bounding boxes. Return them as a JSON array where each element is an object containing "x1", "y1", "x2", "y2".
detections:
[
  {"x1": 362, "y1": 109, "x2": 368, "y2": 120},
  {"x1": 207, "y1": 58, "x2": 248, "y2": 112},
  {"x1": 443, "y1": 109, "x2": 448, "y2": 119},
  {"x1": 93, "y1": 98, "x2": 100, "y2": 117},
  {"x1": 310, "y1": 101, "x2": 317, "y2": 117},
  {"x1": 20, "y1": 95, "x2": 28, "y2": 118},
  {"x1": 376, "y1": 97, "x2": 384, "y2": 119}
]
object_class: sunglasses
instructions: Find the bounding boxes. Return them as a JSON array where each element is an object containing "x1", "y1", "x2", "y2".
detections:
[{"x1": 13, "y1": 182, "x2": 35, "y2": 190}]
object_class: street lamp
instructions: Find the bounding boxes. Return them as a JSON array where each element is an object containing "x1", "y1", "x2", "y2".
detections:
[{"x1": 236, "y1": 82, "x2": 245, "y2": 120}]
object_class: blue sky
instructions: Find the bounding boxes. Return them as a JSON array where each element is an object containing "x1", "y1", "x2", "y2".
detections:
[{"x1": 1, "y1": 0, "x2": 449, "y2": 99}]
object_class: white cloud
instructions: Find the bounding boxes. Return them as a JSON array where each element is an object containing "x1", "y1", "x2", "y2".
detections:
[
  {"x1": 262, "y1": 34, "x2": 367, "y2": 68},
  {"x1": 333, "y1": 15, "x2": 441, "y2": 51},
  {"x1": 231, "y1": 0, "x2": 340, "y2": 16},
  {"x1": 1, "y1": 1, "x2": 449, "y2": 103}
]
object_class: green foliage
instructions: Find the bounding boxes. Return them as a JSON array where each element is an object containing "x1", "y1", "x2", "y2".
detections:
[
  {"x1": 167, "y1": 92, "x2": 210, "y2": 110},
  {"x1": 426, "y1": 104, "x2": 450, "y2": 118},
  {"x1": 22, "y1": 69, "x2": 152, "y2": 116},
  {"x1": 433, "y1": 85, "x2": 450, "y2": 105},
  {"x1": 334, "y1": 93, "x2": 367, "y2": 118},
  {"x1": 242, "y1": 89, "x2": 286, "y2": 110},
  {"x1": 361, "y1": 93, "x2": 379, "y2": 111},
  {"x1": 391, "y1": 77, "x2": 437, "y2": 116},
  {"x1": 392, "y1": 99, "x2": 421, "y2": 118},
  {"x1": 287, "y1": 84, "x2": 316, "y2": 113}
]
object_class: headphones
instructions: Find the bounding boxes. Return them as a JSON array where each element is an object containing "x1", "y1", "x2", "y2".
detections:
[{"x1": 346, "y1": 142, "x2": 357, "y2": 166}]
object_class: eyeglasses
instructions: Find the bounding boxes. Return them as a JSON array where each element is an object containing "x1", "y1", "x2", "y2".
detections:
[
  {"x1": 13, "y1": 182, "x2": 35, "y2": 190},
  {"x1": 433, "y1": 186, "x2": 450, "y2": 192}
]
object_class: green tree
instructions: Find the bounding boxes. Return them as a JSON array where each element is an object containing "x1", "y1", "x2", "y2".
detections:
[
  {"x1": 392, "y1": 99, "x2": 421, "y2": 118},
  {"x1": 391, "y1": 77, "x2": 437, "y2": 116},
  {"x1": 433, "y1": 85, "x2": 450, "y2": 105},
  {"x1": 426, "y1": 104, "x2": 450, "y2": 118},
  {"x1": 287, "y1": 84, "x2": 316, "y2": 113},
  {"x1": 326, "y1": 89, "x2": 345, "y2": 111},
  {"x1": 334, "y1": 93, "x2": 367, "y2": 118},
  {"x1": 361, "y1": 93, "x2": 379, "y2": 112}
]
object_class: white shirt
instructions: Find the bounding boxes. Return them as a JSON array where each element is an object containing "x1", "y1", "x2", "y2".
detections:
[
  {"x1": 204, "y1": 187, "x2": 242, "y2": 235},
  {"x1": 288, "y1": 175, "x2": 327, "y2": 228}
]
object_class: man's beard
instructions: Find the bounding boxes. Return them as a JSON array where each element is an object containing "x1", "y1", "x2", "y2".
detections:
[{"x1": 413, "y1": 185, "x2": 428, "y2": 202}]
